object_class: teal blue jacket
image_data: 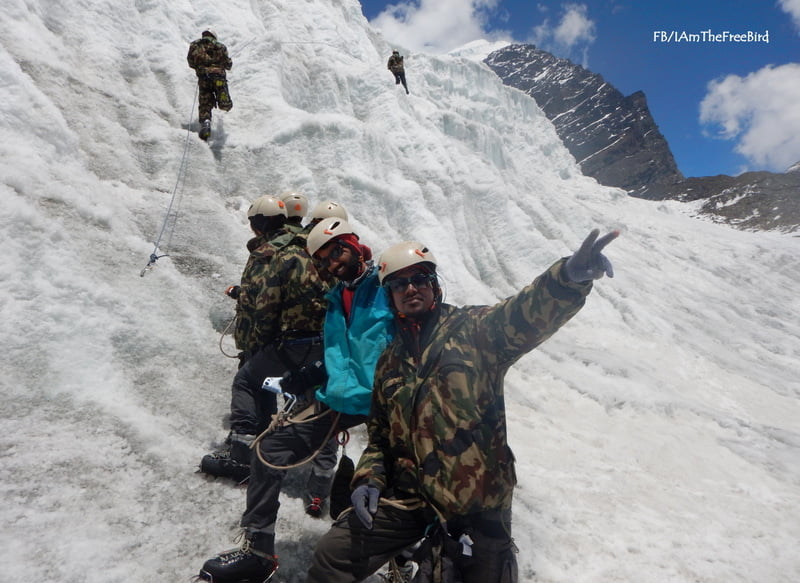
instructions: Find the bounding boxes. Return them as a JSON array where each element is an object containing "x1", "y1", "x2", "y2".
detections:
[{"x1": 316, "y1": 267, "x2": 395, "y2": 416}]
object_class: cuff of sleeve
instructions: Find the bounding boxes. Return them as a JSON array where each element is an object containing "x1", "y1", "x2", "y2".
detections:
[
  {"x1": 351, "y1": 472, "x2": 386, "y2": 491},
  {"x1": 555, "y1": 257, "x2": 593, "y2": 290}
]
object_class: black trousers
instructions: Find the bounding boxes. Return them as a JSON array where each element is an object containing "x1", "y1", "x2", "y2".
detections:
[
  {"x1": 230, "y1": 342, "x2": 323, "y2": 435},
  {"x1": 392, "y1": 71, "x2": 409, "y2": 93},
  {"x1": 308, "y1": 505, "x2": 517, "y2": 583}
]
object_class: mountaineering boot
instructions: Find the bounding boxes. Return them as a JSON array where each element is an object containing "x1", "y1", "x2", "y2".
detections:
[
  {"x1": 199, "y1": 532, "x2": 278, "y2": 583},
  {"x1": 199, "y1": 119, "x2": 211, "y2": 140},
  {"x1": 199, "y1": 432, "x2": 254, "y2": 483}
]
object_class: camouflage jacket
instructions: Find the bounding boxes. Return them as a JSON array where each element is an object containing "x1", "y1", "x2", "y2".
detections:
[
  {"x1": 283, "y1": 220, "x2": 304, "y2": 235},
  {"x1": 233, "y1": 230, "x2": 294, "y2": 351},
  {"x1": 353, "y1": 259, "x2": 592, "y2": 519},
  {"x1": 251, "y1": 237, "x2": 330, "y2": 346},
  {"x1": 387, "y1": 54, "x2": 404, "y2": 73},
  {"x1": 187, "y1": 38, "x2": 232, "y2": 76}
]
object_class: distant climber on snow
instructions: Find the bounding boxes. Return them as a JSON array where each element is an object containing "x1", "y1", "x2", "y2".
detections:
[
  {"x1": 387, "y1": 49, "x2": 409, "y2": 95},
  {"x1": 187, "y1": 30, "x2": 233, "y2": 141}
]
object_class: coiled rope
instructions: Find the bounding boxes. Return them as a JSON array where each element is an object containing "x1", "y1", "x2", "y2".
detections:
[{"x1": 251, "y1": 405, "x2": 339, "y2": 470}]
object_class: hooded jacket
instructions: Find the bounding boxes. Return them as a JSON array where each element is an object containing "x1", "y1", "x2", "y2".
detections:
[{"x1": 315, "y1": 267, "x2": 395, "y2": 416}]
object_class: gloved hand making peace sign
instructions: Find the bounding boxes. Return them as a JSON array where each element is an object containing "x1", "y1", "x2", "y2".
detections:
[{"x1": 564, "y1": 229, "x2": 620, "y2": 283}]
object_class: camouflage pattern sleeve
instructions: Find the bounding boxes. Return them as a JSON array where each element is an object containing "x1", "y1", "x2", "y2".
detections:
[
  {"x1": 476, "y1": 258, "x2": 592, "y2": 366},
  {"x1": 221, "y1": 44, "x2": 232, "y2": 70},
  {"x1": 187, "y1": 41, "x2": 201, "y2": 70}
]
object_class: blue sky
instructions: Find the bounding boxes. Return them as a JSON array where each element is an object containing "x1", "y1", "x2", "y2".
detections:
[{"x1": 359, "y1": 0, "x2": 800, "y2": 178}]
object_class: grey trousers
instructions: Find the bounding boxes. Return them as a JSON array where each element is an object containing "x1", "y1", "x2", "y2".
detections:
[{"x1": 241, "y1": 410, "x2": 367, "y2": 553}]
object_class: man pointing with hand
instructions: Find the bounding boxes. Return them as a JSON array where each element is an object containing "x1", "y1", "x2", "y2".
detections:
[{"x1": 308, "y1": 229, "x2": 619, "y2": 583}]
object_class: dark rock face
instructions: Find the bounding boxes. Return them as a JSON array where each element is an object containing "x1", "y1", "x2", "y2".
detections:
[
  {"x1": 484, "y1": 44, "x2": 683, "y2": 191},
  {"x1": 484, "y1": 43, "x2": 799, "y2": 233},
  {"x1": 653, "y1": 171, "x2": 800, "y2": 233}
]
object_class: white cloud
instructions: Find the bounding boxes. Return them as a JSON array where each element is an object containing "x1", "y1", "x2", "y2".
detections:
[
  {"x1": 699, "y1": 63, "x2": 800, "y2": 172},
  {"x1": 369, "y1": 0, "x2": 508, "y2": 54},
  {"x1": 368, "y1": 1, "x2": 595, "y2": 63},
  {"x1": 553, "y1": 3, "x2": 596, "y2": 47},
  {"x1": 529, "y1": 3, "x2": 596, "y2": 65},
  {"x1": 778, "y1": 0, "x2": 800, "y2": 31}
]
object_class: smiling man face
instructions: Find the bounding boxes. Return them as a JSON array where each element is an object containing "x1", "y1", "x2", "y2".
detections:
[{"x1": 384, "y1": 266, "x2": 436, "y2": 318}]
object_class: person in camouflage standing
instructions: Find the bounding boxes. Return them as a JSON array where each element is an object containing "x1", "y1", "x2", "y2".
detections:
[
  {"x1": 200, "y1": 195, "x2": 293, "y2": 481},
  {"x1": 307, "y1": 229, "x2": 619, "y2": 583},
  {"x1": 199, "y1": 217, "x2": 395, "y2": 583},
  {"x1": 187, "y1": 30, "x2": 233, "y2": 140},
  {"x1": 231, "y1": 196, "x2": 292, "y2": 362}
]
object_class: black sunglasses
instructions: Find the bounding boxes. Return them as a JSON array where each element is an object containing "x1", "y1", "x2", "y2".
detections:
[{"x1": 384, "y1": 272, "x2": 436, "y2": 293}]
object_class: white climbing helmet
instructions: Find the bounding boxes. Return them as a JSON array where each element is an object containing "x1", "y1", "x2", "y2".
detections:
[
  {"x1": 377, "y1": 241, "x2": 437, "y2": 284},
  {"x1": 247, "y1": 195, "x2": 287, "y2": 219},
  {"x1": 309, "y1": 200, "x2": 349, "y2": 221},
  {"x1": 281, "y1": 191, "x2": 308, "y2": 218},
  {"x1": 307, "y1": 217, "x2": 356, "y2": 257}
]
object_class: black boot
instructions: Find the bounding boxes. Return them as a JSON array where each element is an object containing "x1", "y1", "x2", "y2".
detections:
[
  {"x1": 200, "y1": 433, "x2": 253, "y2": 483},
  {"x1": 199, "y1": 532, "x2": 278, "y2": 583}
]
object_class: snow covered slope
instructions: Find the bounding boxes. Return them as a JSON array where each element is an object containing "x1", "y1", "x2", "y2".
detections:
[{"x1": 1, "y1": 0, "x2": 799, "y2": 582}]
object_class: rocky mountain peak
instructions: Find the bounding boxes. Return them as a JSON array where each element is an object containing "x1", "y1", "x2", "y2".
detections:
[
  {"x1": 484, "y1": 43, "x2": 683, "y2": 192},
  {"x1": 485, "y1": 43, "x2": 799, "y2": 233}
]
